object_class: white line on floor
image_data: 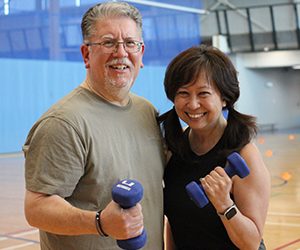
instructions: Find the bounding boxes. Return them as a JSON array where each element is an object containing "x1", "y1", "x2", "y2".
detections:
[{"x1": 0, "y1": 242, "x2": 35, "y2": 250}]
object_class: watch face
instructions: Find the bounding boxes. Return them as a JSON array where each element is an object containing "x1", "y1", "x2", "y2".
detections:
[{"x1": 225, "y1": 206, "x2": 237, "y2": 220}]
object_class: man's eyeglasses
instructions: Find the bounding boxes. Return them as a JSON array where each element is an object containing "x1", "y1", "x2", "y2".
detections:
[{"x1": 85, "y1": 39, "x2": 143, "y2": 53}]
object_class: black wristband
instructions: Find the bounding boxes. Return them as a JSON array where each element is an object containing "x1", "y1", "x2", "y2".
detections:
[{"x1": 95, "y1": 210, "x2": 108, "y2": 237}]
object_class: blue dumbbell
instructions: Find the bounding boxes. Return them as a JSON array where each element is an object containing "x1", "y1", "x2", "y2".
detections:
[
  {"x1": 112, "y1": 179, "x2": 146, "y2": 250},
  {"x1": 185, "y1": 152, "x2": 250, "y2": 208}
]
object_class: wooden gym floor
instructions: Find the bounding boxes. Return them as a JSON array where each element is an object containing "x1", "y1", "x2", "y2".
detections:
[{"x1": 0, "y1": 129, "x2": 299, "y2": 250}]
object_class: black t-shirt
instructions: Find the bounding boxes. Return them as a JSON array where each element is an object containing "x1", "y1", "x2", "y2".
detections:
[{"x1": 163, "y1": 128, "x2": 239, "y2": 250}]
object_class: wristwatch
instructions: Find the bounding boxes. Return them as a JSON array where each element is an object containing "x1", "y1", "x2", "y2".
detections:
[{"x1": 218, "y1": 203, "x2": 237, "y2": 220}]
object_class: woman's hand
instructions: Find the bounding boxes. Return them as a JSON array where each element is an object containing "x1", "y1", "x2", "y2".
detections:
[{"x1": 200, "y1": 166, "x2": 234, "y2": 213}]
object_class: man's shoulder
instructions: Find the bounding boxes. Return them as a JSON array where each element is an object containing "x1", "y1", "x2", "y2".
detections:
[
  {"x1": 42, "y1": 87, "x2": 89, "y2": 119},
  {"x1": 130, "y1": 93, "x2": 155, "y2": 110},
  {"x1": 27, "y1": 87, "x2": 90, "y2": 134}
]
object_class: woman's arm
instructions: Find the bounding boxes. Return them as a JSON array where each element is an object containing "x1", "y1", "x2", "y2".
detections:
[
  {"x1": 201, "y1": 142, "x2": 270, "y2": 250},
  {"x1": 164, "y1": 216, "x2": 176, "y2": 250}
]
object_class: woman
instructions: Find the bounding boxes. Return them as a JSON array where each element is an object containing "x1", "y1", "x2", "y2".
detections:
[{"x1": 159, "y1": 45, "x2": 270, "y2": 250}]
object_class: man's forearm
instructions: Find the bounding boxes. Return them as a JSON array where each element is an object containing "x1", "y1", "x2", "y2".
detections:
[{"x1": 25, "y1": 190, "x2": 97, "y2": 235}]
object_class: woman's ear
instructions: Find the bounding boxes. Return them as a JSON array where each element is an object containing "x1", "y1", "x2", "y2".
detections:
[
  {"x1": 81, "y1": 44, "x2": 90, "y2": 69},
  {"x1": 222, "y1": 100, "x2": 227, "y2": 108}
]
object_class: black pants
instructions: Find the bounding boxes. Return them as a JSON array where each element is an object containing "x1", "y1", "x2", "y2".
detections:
[{"x1": 258, "y1": 239, "x2": 266, "y2": 250}]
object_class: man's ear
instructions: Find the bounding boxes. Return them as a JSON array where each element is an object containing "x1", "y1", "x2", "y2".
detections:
[
  {"x1": 81, "y1": 44, "x2": 90, "y2": 69},
  {"x1": 140, "y1": 44, "x2": 145, "y2": 68}
]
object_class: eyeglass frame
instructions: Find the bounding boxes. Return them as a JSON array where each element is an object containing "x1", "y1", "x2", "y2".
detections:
[{"x1": 85, "y1": 39, "x2": 144, "y2": 53}]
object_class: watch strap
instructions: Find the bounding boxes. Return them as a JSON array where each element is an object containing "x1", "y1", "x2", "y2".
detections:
[{"x1": 218, "y1": 203, "x2": 237, "y2": 220}]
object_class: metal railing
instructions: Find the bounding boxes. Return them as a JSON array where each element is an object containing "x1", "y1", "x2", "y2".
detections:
[{"x1": 201, "y1": 2, "x2": 300, "y2": 52}]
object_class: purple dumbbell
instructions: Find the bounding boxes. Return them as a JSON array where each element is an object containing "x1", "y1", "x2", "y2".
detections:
[
  {"x1": 185, "y1": 152, "x2": 250, "y2": 208},
  {"x1": 112, "y1": 179, "x2": 146, "y2": 250}
]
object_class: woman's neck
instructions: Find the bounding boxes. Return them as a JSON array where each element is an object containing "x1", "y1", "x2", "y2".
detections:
[{"x1": 189, "y1": 120, "x2": 227, "y2": 156}]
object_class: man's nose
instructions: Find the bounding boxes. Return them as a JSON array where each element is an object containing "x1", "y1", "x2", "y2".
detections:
[{"x1": 113, "y1": 42, "x2": 128, "y2": 56}]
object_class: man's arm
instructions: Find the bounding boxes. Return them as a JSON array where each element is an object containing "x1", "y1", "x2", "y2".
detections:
[
  {"x1": 25, "y1": 189, "x2": 144, "y2": 239},
  {"x1": 25, "y1": 190, "x2": 97, "y2": 235}
]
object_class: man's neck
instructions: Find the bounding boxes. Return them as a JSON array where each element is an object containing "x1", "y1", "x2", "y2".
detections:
[{"x1": 82, "y1": 79, "x2": 130, "y2": 107}]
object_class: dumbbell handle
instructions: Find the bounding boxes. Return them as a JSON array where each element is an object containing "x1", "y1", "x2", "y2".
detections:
[
  {"x1": 111, "y1": 179, "x2": 147, "y2": 250},
  {"x1": 185, "y1": 152, "x2": 250, "y2": 208}
]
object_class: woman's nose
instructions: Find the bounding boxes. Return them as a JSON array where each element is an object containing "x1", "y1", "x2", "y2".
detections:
[{"x1": 187, "y1": 96, "x2": 200, "y2": 109}]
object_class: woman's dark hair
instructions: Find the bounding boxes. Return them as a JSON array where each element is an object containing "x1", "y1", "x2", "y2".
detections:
[{"x1": 158, "y1": 44, "x2": 257, "y2": 158}]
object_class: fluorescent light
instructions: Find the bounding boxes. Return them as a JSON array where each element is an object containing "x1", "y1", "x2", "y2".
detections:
[
  {"x1": 292, "y1": 65, "x2": 300, "y2": 69},
  {"x1": 75, "y1": 0, "x2": 80, "y2": 7},
  {"x1": 4, "y1": 0, "x2": 9, "y2": 15},
  {"x1": 125, "y1": 0, "x2": 208, "y2": 15}
]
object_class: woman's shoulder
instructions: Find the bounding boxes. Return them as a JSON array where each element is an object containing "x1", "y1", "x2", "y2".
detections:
[
  {"x1": 239, "y1": 142, "x2": 260, "y2": 159},
  {"x1": 238, "y1": 142, "x2": 268, "y2": 177}
]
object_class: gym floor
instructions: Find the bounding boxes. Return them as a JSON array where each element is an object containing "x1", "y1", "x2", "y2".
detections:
[{"x1": 0, "y1": 129, "x2": 299, "y2": 250}]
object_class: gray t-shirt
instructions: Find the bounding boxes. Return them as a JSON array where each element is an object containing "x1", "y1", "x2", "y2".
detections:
[{"x1": 23, "y1": 86, "x2": 165, "y2": 250}]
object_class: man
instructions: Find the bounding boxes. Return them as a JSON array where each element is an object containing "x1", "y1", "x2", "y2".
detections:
[{"x1": 23, "y1": 2, "x2": 165, "y2": 249}]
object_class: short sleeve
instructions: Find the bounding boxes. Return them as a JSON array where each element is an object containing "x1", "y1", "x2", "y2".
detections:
[{"x1": 24, "y1": 117, "x2": 86, "y2": 197}]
